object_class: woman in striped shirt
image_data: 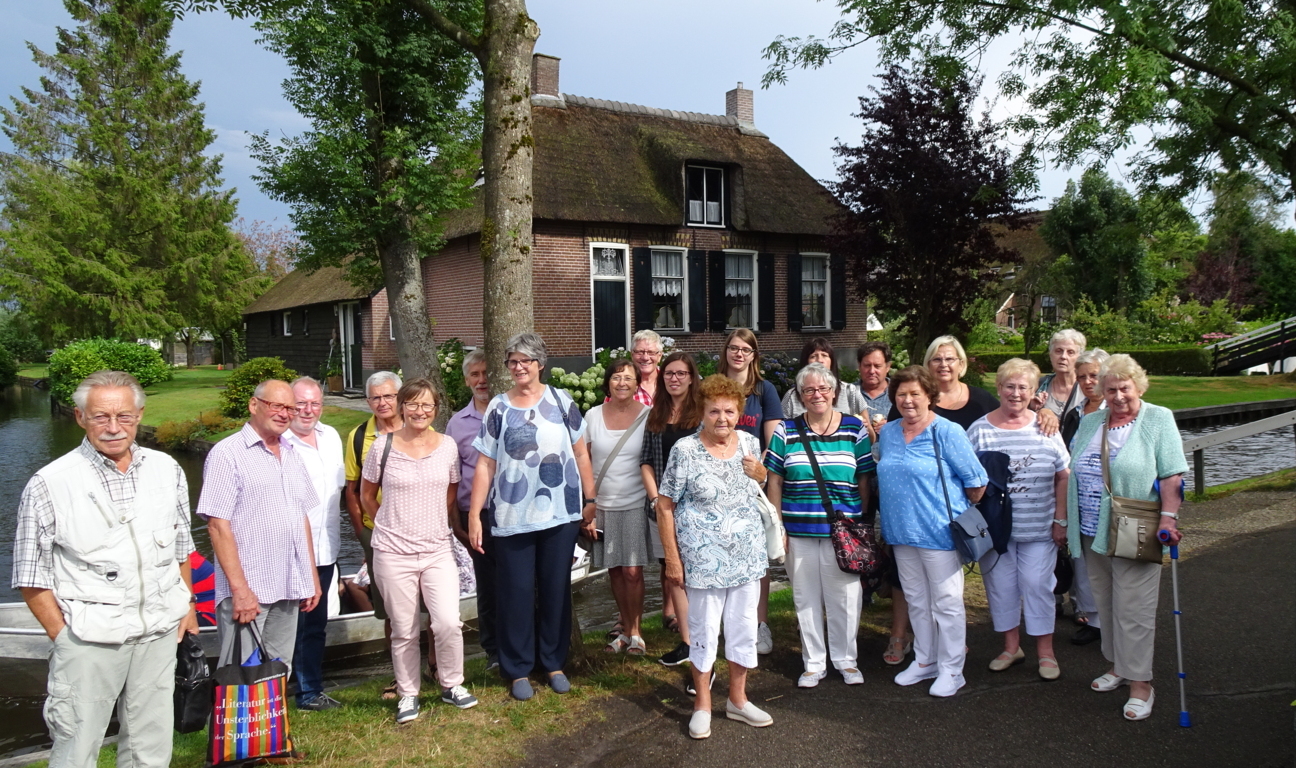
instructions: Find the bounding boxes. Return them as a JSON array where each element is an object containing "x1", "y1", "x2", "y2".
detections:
[
  {"x1": 966, "y1": 358, "x2": 1070, "y2": 681},
  {"x1": 764, "y1": 363, "x2": 875, "y2": 688}
]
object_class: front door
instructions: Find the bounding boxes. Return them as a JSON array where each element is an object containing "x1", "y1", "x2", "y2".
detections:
[
  {"x1": 591, "y1": 245, "x2": 629, "y2": 355},
  {"x1": 339, "y1": 302, "x2": 361, "y2": 389}
]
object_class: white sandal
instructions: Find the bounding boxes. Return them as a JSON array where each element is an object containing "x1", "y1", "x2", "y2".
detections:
[
  {"x1": 605, "y1": 633, "x2": 630, "y2": 653},
  {"x1": 1091, "y1": 672, "x2": 1128, "y2": 692},
  {"x1": 1124, "y1": 688, "x2": 1155, "y2": 721}
]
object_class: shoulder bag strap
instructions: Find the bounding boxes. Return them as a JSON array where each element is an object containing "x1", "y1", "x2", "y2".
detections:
[
  {"x1": 794, "y1": 415, "x2": 839, "y2": 522},
  {"x1": 1100, "y1": 414, "x2": 1113, "y2": 497},
  {"x1": 351, "y1": 419, "x2": 368, "y2": 466},
  {"x1": 594, "y1": 408, "x2": 651, "y2": 495},
  {"x1": 377, "y1": 432, "x2": 394, "y2": 489},
  {"x1": 931, "y1": 421, "x2": 955, "y2": 524}
]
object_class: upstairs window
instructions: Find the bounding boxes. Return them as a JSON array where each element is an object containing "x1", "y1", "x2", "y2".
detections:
[
  {"x1": 686, "y1": 165, "x2": 724, "y2": 227},
  {"x1": 725, "y1": 252, "x2": 755, "y2": 329},
  {"x1": 801, "y1": 255, "x2": 828, "y2": 329},
  {"x1": 651, "y1": 249, "x2": 686, "y2": 331},
  {"x1": 282, "y1": 311, "x2": 292, "y2": 337}
]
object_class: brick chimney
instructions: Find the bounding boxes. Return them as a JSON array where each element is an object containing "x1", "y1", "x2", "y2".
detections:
[
  {"x1": 726, "y1": 82, "x2": 754, "y2": 124},
  {"x1": 531, "y1": 54, "x2": 560, "y2": 98}
]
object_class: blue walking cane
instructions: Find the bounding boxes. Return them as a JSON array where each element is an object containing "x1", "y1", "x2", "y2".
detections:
[{"x1": 1159, "y1": 527, "x2": 1191, "y2": 727}]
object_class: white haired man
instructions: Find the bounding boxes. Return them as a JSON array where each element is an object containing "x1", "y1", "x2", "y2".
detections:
[{"x1": 12, "y1": 370, "x2": 198, "y2": 768}]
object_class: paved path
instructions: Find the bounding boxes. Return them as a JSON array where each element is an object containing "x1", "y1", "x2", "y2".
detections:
[
  {"x1": 521, "y1": 493, "x2": 1295, "y2": 767},
  {"x1": 324, "y1": 393, "x2": 371, "y2": 412}
]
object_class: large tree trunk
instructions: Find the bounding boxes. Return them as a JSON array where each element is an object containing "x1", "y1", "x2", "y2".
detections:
[{"x1": 477, "y1": 0, "x2": 539, "y2": 391}]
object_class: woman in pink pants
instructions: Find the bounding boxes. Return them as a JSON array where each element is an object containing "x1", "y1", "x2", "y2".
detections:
[{"x1": 362, "y1": 377, "x2": 477, "y2": 724}]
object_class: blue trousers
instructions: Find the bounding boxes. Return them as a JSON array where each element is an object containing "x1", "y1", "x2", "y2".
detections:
[
  {"x1": 293, "y1": 563, "x2": 335, "y2": 704},
  {"x1": 461, "y1": 511, "x2": 498, "y2": 660},
  {"x1": 495, "y1": 521, "x2": 579, "y2": 681}
]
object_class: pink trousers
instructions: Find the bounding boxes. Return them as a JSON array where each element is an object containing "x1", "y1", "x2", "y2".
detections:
[{"x1": 373, "y1": 548, "x2": 463, "y2": 696}]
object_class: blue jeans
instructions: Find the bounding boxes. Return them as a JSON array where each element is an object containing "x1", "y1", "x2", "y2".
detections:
[{"x1": 293, "y1": 563, "x2": 335, "y2": 704}]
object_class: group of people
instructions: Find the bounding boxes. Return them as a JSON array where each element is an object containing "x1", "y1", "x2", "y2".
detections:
[{"x1": 12, "y1": 324, "x2": 1188, "y2": 765}]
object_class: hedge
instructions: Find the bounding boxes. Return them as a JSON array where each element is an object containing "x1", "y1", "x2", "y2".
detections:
[
  {"x1": 48, "y1": 339, "x2": 173, "y2": 405},
  {"x1": 219, "y1": 357, "x2": 298, "y2": 418},
  {"x1": 967, "y1": 346, "x2": 1213, "y2": 381}
]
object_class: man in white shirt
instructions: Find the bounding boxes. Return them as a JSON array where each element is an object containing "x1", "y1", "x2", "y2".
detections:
[{"x1": 286, "y1": 376, "x2": 346, "y2": 710}]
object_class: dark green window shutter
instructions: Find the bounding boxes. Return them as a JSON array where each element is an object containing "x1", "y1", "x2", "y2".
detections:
[
  {"x1": 830, "y1": 253, "x2": 848, "y2": 330},
  {"x1": 757, "y1": 253, "x2": 775, "y2": 333},
  {"x1": 688, "y1": 250, "x2": 708, "y2": 332},
  {"x1": 632, "y1": 247, "x2": 653, "y2": 331},
  {"x1": 786, "y1": 253, "x2": 803, "y2": 332},
  {"x1": 708, "y1": 251, "x2": 726, "y2": 332}
]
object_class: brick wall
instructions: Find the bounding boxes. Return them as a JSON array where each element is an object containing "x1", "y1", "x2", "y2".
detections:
[
  {"x1": 422, "y1": 235, "x2": 485, "y2": 347},
  {"x1": 361, "y1": 289, "x2": 400, "y2": 372}
]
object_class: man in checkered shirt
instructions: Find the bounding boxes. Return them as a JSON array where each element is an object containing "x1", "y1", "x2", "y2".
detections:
[
  {"x1": 200, "y1": 379, "x2": 321, "y2": 678},
  {"x1": 11, "y1": 371, "x2": 198, "y2": 768}
]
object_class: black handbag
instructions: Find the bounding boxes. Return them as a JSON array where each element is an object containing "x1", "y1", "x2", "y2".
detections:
[
  {"x1": 794, "y1": 416, "x2": 884, "y2": 580},
  {"x1": 1053, "y1": 547, "x2": 1075, "y2": 595},
  {"x1": 174, "y1": 633, "x2": 213, "y2": 733}
]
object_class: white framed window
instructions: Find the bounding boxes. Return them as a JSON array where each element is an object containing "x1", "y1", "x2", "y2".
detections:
[
  {"x1": 590, "y1": 242, "x2": 631, "y2": 353},
  {"x1": 685, "y1": 165, "x2": 724, "y2": 227},
  {"x1": 650, "y1": 247, "x2": 687, "y2": 331},
  {"x1": 388, "y1": 315, "x2": 394, "y2": 341},
  {"x1": 1041, "y1": 295, "x2": 1058, "y2": 324},
  {"x1": 801, "y1": 252, "x2": 829, "y2": 329},
  {"x1": 723, "y1": 250, "x2": 757, "y2": 329},
  {"x1": 282, "y1": 311, "x2": 292, "y2": 337}
]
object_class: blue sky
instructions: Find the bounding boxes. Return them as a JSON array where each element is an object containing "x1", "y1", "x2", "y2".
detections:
[{"x1": 1, "y1": 0, "x2": 1144, "y2": 229}]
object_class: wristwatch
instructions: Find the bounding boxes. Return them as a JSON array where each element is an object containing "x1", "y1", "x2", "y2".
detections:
[
  {"x1": 1052, "y1": 518, "x2": 1068, "y2": 527},
  {"x1": 583, "y1": 497, "x2": 596, "y2": 506},
  {"x1": 188, "y1": 594, "x2": 199, "y2": 605}
]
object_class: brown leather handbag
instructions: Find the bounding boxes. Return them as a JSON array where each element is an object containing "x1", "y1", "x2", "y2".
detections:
[{"x1": 1101, "y1": 424, "x2": 1163, "y2": 564}]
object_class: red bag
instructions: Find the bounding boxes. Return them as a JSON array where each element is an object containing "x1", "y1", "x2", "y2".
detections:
[
  {"x1": 794, "y1": 416, "x2": 886, "y2": 580},
  {"x1": 208, "y1": 624, "x2": 295, "y2": 767}
]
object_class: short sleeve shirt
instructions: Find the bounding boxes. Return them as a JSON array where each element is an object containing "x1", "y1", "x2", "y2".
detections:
[
  {"x1": 659, "y1": 432, "x2": 767, "y2": 589},
  {"x1": 737, "y1": 380, "x2": 783, "y2": 449},
  {"x1": 764, "y1": 416, "x2": 875, "y2": 537},
  {"x1": 966, "y1": 415, "x2": 1069, "y2": 542},
  {"x1": 876, "y1": 416, "x2": 989, "y2": 551},
  {"x1": 363, "y1": 433, "x2": 460, "y2": 555},
  {"x1": 472, "y1": 386, "x2": 586, "y2": 537}
]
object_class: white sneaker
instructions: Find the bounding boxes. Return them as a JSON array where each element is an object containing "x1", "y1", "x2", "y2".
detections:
[
  {"x1": 797, "y1": 670, "x2": 827, "y2": 688},
  {"x1": 395, "y1": 695, "x2": 419, "y2": 723},
  {"x1": 725, "y1": 698, "x2": 773, "y2": 727},
  {"x1": 894, "y1": 660, "x2": 940, "y2": 687},
  {"x1": 929, "y1": 673, "x2": 966, "y2": 698},
  {"x1": 688, "y1": 710, "x2": 712, "y2": 739},
  {"x1": 756, "y1": 622, "x2": 774, "y2": 655},
  {"x1": 841, "y1": 667, "x2": 864, "y2": 685}
]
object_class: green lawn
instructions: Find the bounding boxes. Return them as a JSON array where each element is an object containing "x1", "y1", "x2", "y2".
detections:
[
  {"x1": 18, "y1": 364, "x2": 47, "y2": 378},
  {"x1": 140, "y1": 366, "x2": 232, "y2": 425},
  {"x1": 1141, "y1": 374, "x2": 1296, "y2": 410}
]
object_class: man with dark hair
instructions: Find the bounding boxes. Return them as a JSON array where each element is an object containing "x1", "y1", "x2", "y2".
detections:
[{"x1": 856, "y1": 342, "x2": 894, "y2": 431}]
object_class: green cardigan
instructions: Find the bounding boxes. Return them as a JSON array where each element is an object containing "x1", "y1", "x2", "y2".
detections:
[{"x1": 1066, "y1": 401, "x2": 1188, "y2": 556}]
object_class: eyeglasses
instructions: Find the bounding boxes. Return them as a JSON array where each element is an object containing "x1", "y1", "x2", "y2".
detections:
[
  {"x1": 929, "y1": 357, "x2": 960, "y2": 367},
  {"x1": 505, "y1": 358, "x2": 538, "y2": 369},
  {"x1": 663, "y1": 370, "x2": 692, "y2": 379},
  {"x1": 368, "y1": 393, "x2": 397, "y2": 404},
  {"x1": 631, "y1": 348, "x2": 661, "y2": 358},
  {"x1": 726, "y1": 345, "x2": 755, "y2": 357},
  {"x1": 403, "y1": 402, "x2": 437, "y2": 413},
  {"x1": 295, "y1": 401, "x2": 322, "y2": 411},
  {"x1": 801, "y1": 386, "x2": 834, "y2": 396},
  {"x1": 254, "y1": 397, "x2": 301, "y2": 416},
  {"x1": 87, "y1": 413, "x2": 140, "y2": 427}
]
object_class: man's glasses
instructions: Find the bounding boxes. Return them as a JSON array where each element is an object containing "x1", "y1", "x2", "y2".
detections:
[
  {"x1": 295, "y1": 401, "x2": 323, "y2": 411},
  {"x1": 254, "y1": 397, "x2": 301, "y2": 416},
  {"x1": 368, "y1": 393, "x2": 397, "y2": 404},
  {"x1": 87, "y1": 413, "x2": 139, "y2": 427}
]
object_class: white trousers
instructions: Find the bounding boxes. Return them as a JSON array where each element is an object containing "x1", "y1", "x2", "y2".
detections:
[
  {"x1": 45, "y1": 628, "x2": 177, "y2": 768},
  {"x1": 786, "y1": 537, "x2": 862, "y2": 673},
  {"x1": 687, "y1": 580, "x2": 759, "y2": 672},
  {"x1": 981, "y1": 539, "x2": 1058, "y2": 636},
  {"x1": 893, "y1": 545, "x2": 966, "y2": 677},
  {"x1": 1070, "y1": 545, "x2": 1103, "y2": 628}
]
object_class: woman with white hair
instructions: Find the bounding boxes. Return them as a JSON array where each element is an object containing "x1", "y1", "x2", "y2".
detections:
[
  {"x1": 1031, "y1": 329, "x2": 1087, "y2": 433},
  {"x1": 966, "y1": 359, "x2": 1070, "y2": 680},
  {"x1": 765, "y1": 363, "x2": 874, "y2": 688},
  {"x1": 468, "y1": 332, "x2": 598, "y2": 701},
  {"x1": 1065, "y1": 354, "x2": 1186, "y2": 721},
  {"x1": 1062, "y1": 347, "x2": 1109, "y2": 646}
]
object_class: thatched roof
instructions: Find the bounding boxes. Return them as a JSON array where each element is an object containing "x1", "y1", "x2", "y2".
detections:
[
  {"x1": 243, "y1": 265, "x2": 372, "y2": 314},
  {"x1": 442, "y1": 95, "x2": 840, "y2": 238},
  {"x1": 993, "y1": 210, "x2": 1051, "y2": 262}
]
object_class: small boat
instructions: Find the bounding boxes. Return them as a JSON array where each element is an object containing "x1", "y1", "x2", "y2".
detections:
[{"x1": 0, "y1": 557, "x2": 603, "y2": 668}]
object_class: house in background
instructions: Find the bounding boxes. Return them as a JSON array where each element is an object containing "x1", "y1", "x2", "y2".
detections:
[
  {"x1": 242, "y1": 265, "x2": 397, "y2": 391},
  {"x1": 993, "y1": 213, "x2": 1066, "y2": 329},
  {"x1": 244, "y1": 53, "x2": 869, "y2": 380}
]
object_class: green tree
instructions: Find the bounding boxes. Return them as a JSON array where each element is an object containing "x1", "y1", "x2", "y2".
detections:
[
  {"x1": 1040, "y1": 170, "x2": 1151, "y2": 311},
  {"x1": 830, "y1": 67, "x2": 1032, "y2": 362},
  {"x1": 249, "y1": 0, "x2": 480, "y2": 408},
  {"x1": 1192, "y1": 172, "x2": 1296, "y2": 318},
  {"x1": 763, "y1": 0, "x2": 1296, "y2": 214},
  {"x1": 0, "y1": 0, "x2": 257, "y2": 347}
]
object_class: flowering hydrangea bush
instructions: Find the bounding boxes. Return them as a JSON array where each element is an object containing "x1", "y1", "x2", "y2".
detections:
[{"x1": 548, "y1": 362, "x2": 607, "y2": 413}]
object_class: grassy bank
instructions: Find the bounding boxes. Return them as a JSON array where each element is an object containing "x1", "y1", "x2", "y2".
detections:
[
  {"x1": 38, "y1": 582, "x2": 990, "y2": 768},
  {"x1": 1142, "y1": 374, "x2": 1296, "y2": 410},
  {"x1": 1187, "y1": 466, "x2": 1296, "y2": 502}
]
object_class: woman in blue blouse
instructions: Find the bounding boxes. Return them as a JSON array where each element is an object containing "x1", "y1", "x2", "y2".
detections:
[{"x1": 877, "y1": 366, "x2": 987, "y2": 698}]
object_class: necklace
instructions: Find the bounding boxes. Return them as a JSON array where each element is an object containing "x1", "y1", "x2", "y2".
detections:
[{"x1": 806, "y1": 411, "x2": 838, "y2": 436}]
